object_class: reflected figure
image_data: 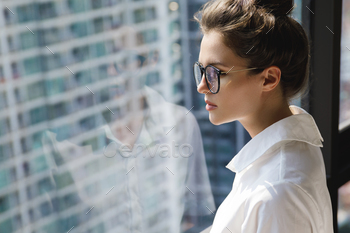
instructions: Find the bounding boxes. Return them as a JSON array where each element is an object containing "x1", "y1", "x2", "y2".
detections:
[{"x1": 35, "y1": 35, "x2": 215, "y2": 233}]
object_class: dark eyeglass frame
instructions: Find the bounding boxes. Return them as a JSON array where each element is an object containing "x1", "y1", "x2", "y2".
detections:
[{"x1": 193, "y1": 62, "x2": 259, "y2": 94}]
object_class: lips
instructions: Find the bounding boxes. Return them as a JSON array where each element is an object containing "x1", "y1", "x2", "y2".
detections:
[
  {"x1": 205, "y1": 100, "x2": 218, "y2": 111},
  {"x1": 205, "y1": 100, "x2": 217, "y2": 107}
]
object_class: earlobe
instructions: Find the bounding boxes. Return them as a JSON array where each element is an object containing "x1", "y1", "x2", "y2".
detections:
[{"x1": 262, "y1": 66, "x2": 281, "y2": 92}]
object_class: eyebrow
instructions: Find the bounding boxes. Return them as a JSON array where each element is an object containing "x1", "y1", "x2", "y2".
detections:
[{"x1": 198, "y1": 61, "x2": 228, "y2": 68}]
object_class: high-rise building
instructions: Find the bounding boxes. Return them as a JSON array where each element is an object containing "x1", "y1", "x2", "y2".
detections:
[{"x1": 0, "y1": 1, "x2": 215, "y2": 232}]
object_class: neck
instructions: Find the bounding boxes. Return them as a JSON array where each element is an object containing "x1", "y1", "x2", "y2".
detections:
[{"x1": 239, "y1": 97, "x2": 293, "y2": 138}]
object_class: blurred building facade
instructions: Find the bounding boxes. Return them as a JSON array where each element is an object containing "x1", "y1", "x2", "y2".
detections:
[{"x1": 0, "y1": 1, "x2": 206, "y2": 232}]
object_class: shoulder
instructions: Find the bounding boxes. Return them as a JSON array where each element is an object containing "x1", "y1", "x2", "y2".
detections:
[
  {"x1": 247, "y1": 181, "x2": 318, "y2": 208},
  {"x1": 243, "y1": 181, "x2": 324, "y2": 232},
  {"x1": 279, "y1": 140, "x2": 327, "y2": 186}
]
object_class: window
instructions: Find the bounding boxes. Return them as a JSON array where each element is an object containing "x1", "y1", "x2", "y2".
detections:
[
  {"x1": 79, "y1": 115, "x2": 96, "y2": 132},
  {"x1": 72, "y1": 46, "x2": 90, "y2": 62},
  {"x1": 74, "y1": 70, "x2": 92, "y2": 86},
  {"x1": 0, "y1": 143, "x2": 13, "y2": 162},
  {"x1": 42, "y1": 54, "x2": 62, "y2": 71},
  {"x1": 91, "y1": 42, "x2": 107, "y2": 58},
  {"x1": 23, "y1": 56, "x2": 42, "y2": 75},
  {"x1": 32, "y1": 132, "x2": 43, "y2": 150},
  {"x1": 38, "y1": 2, "x2": 57, "y2": 20},
  {"x1": 68, "y1": 0, "x2": 87, "y2": 13},
  {"x1": 51, "y1": 124, "x2": 72, "y2": 141},
  {"x1": 53, "y1": 172, "x2": 74, "y2": 189},
  {"x1": 91, "y1": 0, "x2": 103, "y2": 9},
  {"x1": 38, "y1": 178, "x2": 54, "y2": 194},
  {"x1": 134, "y1": 7, "x2": 157, "y2": 23},
  {"x1": 93, "y1": 17, "x2": 104, "y2": 34},
  {"x1": 137, "y1": 29, "x2": 158, "y2": 45},
  {"x1": 39, "y1": 28, "x2": 60, "y2": 46},
  {"x1": 30, "y1": 106, "x2": 48, "y2": 124},
  {"x1": 20, "y1": 31, "x2": 38, "y2": 50},
  {"x1": 0, "y1": 168, "x2": 16, "y2": 190},
  {"x1": 46, "y1": 77, "x2": 65, "y2": 96},
  {"x1": 17, "y1": 4, "x2": 38, "y2": 23},
  {"x1": 0, "y1": 1, "x2": 249, "y2": 232},
  {"x1": 48, "y1": 102, "x2": 67, "y2": 120},
  {"x1": 0, "y1": 118, "x2": 10, "y2": 137},
  {"x1": 134, "y1": 9, "x2": 146, "y2": 23},
  {"x1": 173, "y1": 81, "x2": 183, "y2": 95},
  {"x1": 27, "y1": 81, "x2": 46, "y2": 100},
  {"x1": 70, "y1": 21, "x2": 89, "y2": 38}
]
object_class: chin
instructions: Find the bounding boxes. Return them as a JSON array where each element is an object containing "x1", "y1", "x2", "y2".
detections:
[
  {"x1": 209, "y1": 115, "x2": 224, "y2": 126},
  {"x1": 209, "y1": 114, "x2": 237, "y2": 125}
]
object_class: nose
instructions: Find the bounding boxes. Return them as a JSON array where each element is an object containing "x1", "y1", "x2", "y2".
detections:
[{"x1": 197, "y1": 73, "x2": 210, "y2": 94}]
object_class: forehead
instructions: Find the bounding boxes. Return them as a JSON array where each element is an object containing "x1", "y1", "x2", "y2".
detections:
[{"x1": 199, "y1": 31, "x2": 246, "y2": 67}]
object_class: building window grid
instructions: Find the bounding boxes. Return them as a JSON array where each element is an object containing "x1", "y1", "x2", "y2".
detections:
[
  {"x1": 4, "y1": 0, "x2": 122, "y2": 26},
  {"x1": 0, "y1": 0, "x2": 197, "y2": 232}
]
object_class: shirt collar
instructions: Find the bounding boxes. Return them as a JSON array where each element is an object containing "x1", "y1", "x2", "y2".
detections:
[{"x1": 226, "y1": 105, "x2": 324, "y2": 173}]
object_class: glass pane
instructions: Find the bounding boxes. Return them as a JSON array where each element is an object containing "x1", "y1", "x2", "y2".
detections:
[
  {"x1": 0, "y1": 0, "x2": 307, "y2": 232},
  {"x1": 0, "y1": 1, "x2": 214, "y2": 233},
  {"x1": 339, "y1": 1, "x2": 350, "y2": 130}
]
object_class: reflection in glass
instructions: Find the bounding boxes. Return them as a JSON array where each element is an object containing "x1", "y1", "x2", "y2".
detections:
[
  {"x1": 339, "y1": 0, "x2": 350, "y2": 130},
  {"x1": 0, "y1": 1, "x2": 214, "y2": 233}
]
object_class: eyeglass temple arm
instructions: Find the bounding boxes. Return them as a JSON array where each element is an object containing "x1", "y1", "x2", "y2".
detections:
[{"x1": 222, "y1": 67, "x2": 259, "y2": 74}]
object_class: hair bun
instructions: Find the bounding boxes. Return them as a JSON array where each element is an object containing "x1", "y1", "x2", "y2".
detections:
[{"x1": 256, "y1": 0, "x2": 294, "y2": 16}]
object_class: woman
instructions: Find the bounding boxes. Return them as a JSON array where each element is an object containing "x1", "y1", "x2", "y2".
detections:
[{"x1": 193, "y1": 0, "x2": 334, "y2": 232}]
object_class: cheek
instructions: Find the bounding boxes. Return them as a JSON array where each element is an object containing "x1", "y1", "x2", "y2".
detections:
[{"x1": 222, "y1": 78, "x2": 261, "y2": 108}]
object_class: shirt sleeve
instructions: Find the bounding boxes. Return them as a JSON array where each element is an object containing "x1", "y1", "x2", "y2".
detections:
[{"x1": 241, "y1": 181, "x2": 322, "y2": 233}]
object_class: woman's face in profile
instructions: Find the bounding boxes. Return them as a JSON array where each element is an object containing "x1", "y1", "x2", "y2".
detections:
[{"x1": 197, "y1": 30, "x2": 263, "y2": 125}]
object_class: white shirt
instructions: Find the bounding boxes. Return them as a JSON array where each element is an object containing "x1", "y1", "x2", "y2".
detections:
[{"x1": 209, "y1": 105, "x2": 333, "y2": 233}]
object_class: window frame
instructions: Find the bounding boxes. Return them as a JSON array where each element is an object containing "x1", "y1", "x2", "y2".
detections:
[{"x1": 305, "y1": 1, "x2": 347, "y2": 232}]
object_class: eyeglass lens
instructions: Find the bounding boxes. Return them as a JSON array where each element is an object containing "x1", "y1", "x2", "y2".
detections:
[{"x1": 193, "y1": 63, "x2": 218, "y2": 93}]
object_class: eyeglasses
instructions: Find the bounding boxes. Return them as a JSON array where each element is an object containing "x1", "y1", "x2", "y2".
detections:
[{"x1": 193, "y1": 62, "x2": 259, "y2": 94}]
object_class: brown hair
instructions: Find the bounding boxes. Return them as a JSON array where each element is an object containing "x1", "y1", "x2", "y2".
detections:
[{"x1": 194, "y1": 0, "x2": 310, "y2": 102}]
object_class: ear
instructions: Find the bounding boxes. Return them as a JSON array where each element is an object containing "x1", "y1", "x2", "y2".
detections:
[{"x1": 261, "y1": 66, "x2": 281, "y2": 92}]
